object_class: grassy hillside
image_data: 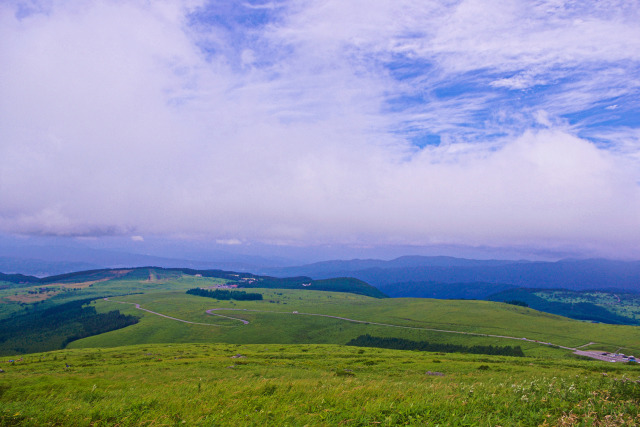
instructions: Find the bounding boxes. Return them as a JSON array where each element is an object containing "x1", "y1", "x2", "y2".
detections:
[
  {"x1": 61, "y1": 288, "x2": 640, "y2": 358},
  {"x1": 0, "y1": 269, "x2": 224, "y2": 320},
  {"x1": 0, "y1": 266, "x2": 385, "y2": 311},
  {"x1": 3, "y1": 266, "x2": 640, "y2": 360},
  {"x1": 2, "y1": 343, "x2": 640, "y2": 426},
  {"x1": 241, "y1": 276, "x2": 388, "y2": 298}
]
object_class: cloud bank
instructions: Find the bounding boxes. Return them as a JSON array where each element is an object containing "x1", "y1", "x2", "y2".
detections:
[{"x1": 1, "y1": 0, "x2": 639, "y2": 257}]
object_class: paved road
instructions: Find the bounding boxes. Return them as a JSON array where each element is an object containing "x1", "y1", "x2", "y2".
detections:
[
  {"x1": 573, "y1": 350, "x2": 633, "y2": 363},
  {"x1": 205, "y1": 308, "x2": 250, "y2": 324},
  {"x1": 104, "y1": 298, "x2": 229, "y2": 326},
  {"x1": 576, "y1": 341, "x2": 596, "y2": 349}
]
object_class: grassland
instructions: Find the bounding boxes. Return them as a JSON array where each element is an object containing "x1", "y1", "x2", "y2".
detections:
[
  {"x1": 50, "y1": 287, "x2": 637, "y2": 363},
  {"x1": 3, "y1": 269, "x2": 640, "y2": 358},
  {"x1": 0, "y1": 272, "x2": 227, "y2": 320},
  {"x1": 3, "y1": 343, "x2": 640, "y2": 426}
]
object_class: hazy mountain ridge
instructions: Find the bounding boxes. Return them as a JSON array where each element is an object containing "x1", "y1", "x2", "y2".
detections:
[
  {"x1": 266, "y1": 256, "x2": 640, "y2": 292},
  {"x1": 0, "y1": 248, "x2": 279, "y2": 277}
]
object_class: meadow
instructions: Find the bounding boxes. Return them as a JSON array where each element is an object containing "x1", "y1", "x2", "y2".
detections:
[
  {"x1": 67, "y1": 287, "x2": 640, "y2": 358},
  {"x1": 2, "y1": 343, "x2": 640, "y2": 426}
]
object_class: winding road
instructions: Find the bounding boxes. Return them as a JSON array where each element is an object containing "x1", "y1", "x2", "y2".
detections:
[
  {"x1": 104, "y1": 298, "x2": 627, "y2": 362},
  {"x1": 104, "y1": 298, "x2": 230, "y2": 326},
  {"x1": 205, "y1": 308, "x2": 250, "y2": 324}
]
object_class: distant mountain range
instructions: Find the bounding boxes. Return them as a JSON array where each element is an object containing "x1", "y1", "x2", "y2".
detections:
[
  {"x1": 263, "y1": 256, "x2": 640, "y2": 294},
  {"x1": 0, "y1": 246, "x2": 280, "y2": 277},
  {"x1": 2, "y1": 246, "x2": 640, "y2": 296}
]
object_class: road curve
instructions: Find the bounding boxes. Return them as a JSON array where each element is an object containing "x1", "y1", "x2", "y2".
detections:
[
  {"x1": 104, "y1": 298, "x2": 230, "y2": 327},
  {"x1": 205, "y1": 308, "x2": 250, "y2": 324}
]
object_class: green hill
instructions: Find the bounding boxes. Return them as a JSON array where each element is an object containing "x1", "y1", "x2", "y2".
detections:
[
  {"x1": 0, "y1": 266, "x2": 386, "y2": 297},
  {"x1": 62, "y1": 288, "x2": 640, "y2": 359},
  {"x1": 0, "y1": 271, "x2": 40, "y2": 286},
  {"x1": 2, "y1": 268, "x2": 640, "y2": 358}
]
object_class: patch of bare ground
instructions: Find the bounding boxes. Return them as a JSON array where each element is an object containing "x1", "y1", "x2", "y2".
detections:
[{"x1": 6, "y1": 291, "x2": 60, "y2": 303}]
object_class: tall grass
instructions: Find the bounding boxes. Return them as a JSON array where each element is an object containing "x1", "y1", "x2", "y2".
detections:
[{"x1": 2, "y1": 343, "x2": 639, "y2": 426}]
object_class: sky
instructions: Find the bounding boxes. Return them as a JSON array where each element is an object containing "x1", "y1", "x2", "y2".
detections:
[{"x1": 1, "y1": 0, "x2": 640, "y2": 261}]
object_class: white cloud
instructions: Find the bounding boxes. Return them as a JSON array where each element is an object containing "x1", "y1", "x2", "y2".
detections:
[
  {"x1": 1, "y1": 0, "x2": 639, "y2": 258},
  {"x1": 216, "y1": 238, "x2": 242, "y2": 246}
]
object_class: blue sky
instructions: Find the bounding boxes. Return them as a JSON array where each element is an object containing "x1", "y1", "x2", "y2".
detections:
[{"x1": 1, "y1": 0, "x2": 640, "y2": 260}]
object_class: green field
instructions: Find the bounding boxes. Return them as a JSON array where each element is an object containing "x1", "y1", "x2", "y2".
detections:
[
  {"x1": 58, "y1": 288, "x2": 639, "y2": 358},
  {"x1": 2, "y1": 343, "x2": 640, "y2": 426},
  {"x1": 3, "y1": 270, "x2": 640, "y2": 357},
  {"x1": 2, "y1": 268, "x2": 640, "y2": 425}
]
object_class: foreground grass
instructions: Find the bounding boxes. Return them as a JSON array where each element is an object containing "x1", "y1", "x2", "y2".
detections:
[{"x1": 2, "y1": 343, "x2": 640, "y2": 426}]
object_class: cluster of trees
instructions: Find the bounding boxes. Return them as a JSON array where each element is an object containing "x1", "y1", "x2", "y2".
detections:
[
  {"x1": 27, "y1": 288, "x2": 53, "y2": 294},
  {"x1": 504, "y1": 300, "x2": 529, "y2": 307},
  {"x1": 62, "y1": 309, "x2": 139, "y2": 347},
  {"x1": 0, "y1": 298, "x2": 139, "y2": 355},
  {"x1": 186, "y1": 288, "x2": 263, "y2": 301},
  {"x1": 346, "y1": 334, "x2": 525, "y2": 357}
]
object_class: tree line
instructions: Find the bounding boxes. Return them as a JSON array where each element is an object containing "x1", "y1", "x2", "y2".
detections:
[
  {"x1": 0, "y1": 298, "x2": 139, "y2": 355},
  {"x1": 186, "y1": 288, "x2": 263, "y2": 301},
  {"x1": 346, "y1": 334, "x2": 525, "y2": 357}
]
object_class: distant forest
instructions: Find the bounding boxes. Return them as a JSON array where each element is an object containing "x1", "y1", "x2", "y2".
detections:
[
  {"x1": 347, "y1": 334, "x2": 525, "y2": 357},
  {"x1": 186, "y1": 288, "x2": 263, "y2": 301}
]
